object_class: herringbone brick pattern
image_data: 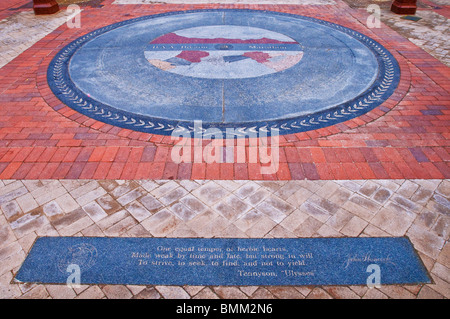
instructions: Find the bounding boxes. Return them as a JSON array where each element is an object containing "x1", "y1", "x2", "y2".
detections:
[
  {"x1": 0, "y1": 0, "x2": 448, "y2": 180},
  {"x1": 1, "y1": 179, "x2": 448, "y2": 298}
]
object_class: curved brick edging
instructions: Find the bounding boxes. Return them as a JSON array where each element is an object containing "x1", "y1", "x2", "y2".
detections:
[
  {"x1": 36, "y1": 7, "x2": 411, "y2": 146},
  {"x1": 1, "y1": 3, "x2": 448, "y2": 180}
]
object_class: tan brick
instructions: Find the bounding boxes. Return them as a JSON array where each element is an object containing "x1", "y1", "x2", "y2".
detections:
[
  {"x1": 407, "y1": 224, "x2": 445, "y2": 259},
  {"x1": 54, "y1": 193, "x2": 79, "y2": 214},
  {"x1": 317, "y1": 224, "x2": 342, "y2": 237},
  {"x1": 268, "y1": 286, "x2": 305, "y2": 299},
  {"x1": 214, "y1": 286, "x2": 248, "y2": 299},
  {"x1": 183, "y1": 285, "x2": 204, "y2": 297},
  {"x1": 292, "y1": 217, "x2": 322, "y2": 237},
  {"x1": 217, "y1": 223, "x2": 245, "y2": 237},
  {"x1": 245, "y1": 215, "x2": 277, "y2": 238},
  {"x1": 250, "y1": 287, "x2": 275, "y2": 299},
  {"x1": 102, "y1": 285, "x2": 133, "y2": 299},
  {"x1": 0, "y1": 225, "x2": 17, "y2": 248},
  {"x1": 15, "y1": 193, "x2": 39, "y2": 214},
  {"x1": 417, "y1": 285, "x2": 444, "y2": 299},
  {"x1": 326, "y1": 208, "x2": 353, "y2": 231},
  {"x1": 437, "y1": 242, "x2": 450, "y2": 268},
  {"x1": 0, "y1": 271, "x2": 22, "y2": 298},
  {"x1": 18, "y1": 285, "x2": 49, "y2": 299},
  {"x1": 268, "y1": 224, "x2": 296, "y2": 238},
  {"x1": 51, "y1": 207, "x2": 87, "y2": 230},
  {"x1": 96, "y1": 194, "x2": 122, "y2": 215},
  {"x1": 170, "y1": 224, "x2": 199, "y2": 238},
  {"x1": 141, "y1": 209, "x2": 181, "y2": 237},
  {"x1": 126, "y1": 224, "x2": 151, "y2": 238},
  {"x1": 431, "y1": 262, "x2": 450, "y2": 283},
  {"x1": 76, "y1": 286, "x2": 105, "y2": 299},
  {"x1": 362, "y1": 288, "x2": 389, "y2": 299},
  {"x1": 103, "y1": 216, "x2": 137, "y2": 236},
  {"x1": 81, "y1": 223, "x2": 105, "y2": 237},
  {"x1": 378, "y1": 286, "x2": 416, "y2": 299},
  {"x1": 58, "y1": 216, "x2": 94, "y2": 237},
  {"x1": 83, "y1": 202, "x2": 108, "y2": 222},
  {"x1": 46, "y1": 285, "x2": 77, "y2": 299},
  {"x1": 76, "y1": 188, "x2": 107, "y2": 207},
  {"x1": 192, "y1": 287, "x2": 220, "y2": 299},
  {"x1": 323, "y1": 286, "x2": 361, "y2": 299},
  {"x1": 156, "y1": 286, "x2": 190, "y2": 299},
  {"x1": 96, "y1": 209, "x2": 128, "y2": 230},
  {"x1": 371, "y1": 204, "x2": 415, "y2": 236},
  {"x1": 133, "y1": 287, "x2": 161, "y2": 299},
  {"x1": 191, "y1": 181, "x2": 229, "y2": 206},
  {"x1": 397, "y1": 180, "x2": 419, "y2": 198},
  {"x1": 69, "y1": 181, "x2": 101, "y2": 199},
  {"x1": 279, "y1": 209, "x2": 309, "y2": 232},
  {"x1": 305, "y1": 287, "x2": 332, "y2": 299},
  {"x1": 340, "y1": 216, "x2": 368, "y2": 237},
  {"x1": 342, "y1": 200, "x2": 374, "y2": 221}
]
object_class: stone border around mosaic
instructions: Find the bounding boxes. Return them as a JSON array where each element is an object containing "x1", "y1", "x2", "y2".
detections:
[{"x1": 46, "y1": 9, "x2": 401, "y2": 138}]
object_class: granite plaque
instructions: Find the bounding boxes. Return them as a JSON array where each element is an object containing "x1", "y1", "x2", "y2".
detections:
[{"x1": 15, "y1": 237, "x2": 431, "y2": 286}]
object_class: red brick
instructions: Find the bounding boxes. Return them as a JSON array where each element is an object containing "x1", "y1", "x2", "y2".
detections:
[
  {"x1": 248, "y1": 163, "x2": 264, "y2": 180},
  {"x1": 134, "y1": 162, "x2": 154, "y2": 179},
  {"x1": 101, "y1": 146, "x2": 119, "y2": 162},
  {"x1": 115, "y1": 147, "x2": 131, "y2": 162},
  {"x1": 381, "y1": 162, "x2": 404, "y2": 179},
  {"x1": 234, "y1": 163, "x2": 248, "y2": 180},
  {"x1": 177, "y1": 163, "x2": 192, "y2": 179},
  {"x1": 120, "y1": 161, "x2": 139, "y2": 179},
  {"x1": 328, "y1": 163, "x2": 348, "y2": 179},
  {"x1": 147, "y1": 162, "x2": 165, "y2": 179},
  {"x1": 162, "y1": 162, "x2": 178, "y2": 180},
  {"x1": 38, "y1": 162, "x2": 61, "y2": 179},
  {"x1": 342, "y1": 163, "x2": 363, "y2": 179},
  {"x1": 355, "y1": 163, "x2": 377, "y2": 179},
  {"x1": 220, "y1": 163, "x2": 234, "y2": 180},
  {"x1": 316, "y1": 163, "x2": 334, "y2": 180},
  {"x1": 191, "y1": 163, "x2": 206, "y2": 180},
  {"x1": 0, "y1": 162, "x2": 21, "y2": 179},
  {"x1": 102, "y1": 162, "x2": 122, "y2": 179},
  {"x1": 93, "y1": 162, "x2": 113, "y2": 179},
  {"x1": 52, "y1": 163, "x2": 73, "y2": 179},
  {"x1": 11, "y1": 163, "x2": 34, "y2": 179},
  {"x1": 310, "y1": 148, "x2": 326, "y2": 163},
  {"x1": 79, "y1": 162, "x2": 99, "y2": 179},
  {"x1": 302, "y1": 163, "x2": 320, "y2": 180},
  {"x1": 0, "y1": 2, "x2": 446, "y2": 182},
  {"x1": 284, "y1": 147, "x2": 300, "y2": 163},
  {"x1": 154, "y1": 146, "x2": 170, "y2": 162}
]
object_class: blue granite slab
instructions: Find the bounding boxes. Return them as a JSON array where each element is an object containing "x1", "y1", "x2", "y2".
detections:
[
  {"x1": 48, "y1": 9, "x2": 400, "y2": 137},
  {"x1": 15, "y1": 237, "x2": 430, "y2": 286}
]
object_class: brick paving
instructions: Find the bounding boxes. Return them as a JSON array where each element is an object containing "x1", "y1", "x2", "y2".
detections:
[
  {"x1": 0, "y1": 0, "x2": 448, "y2": 299},
  {"x1": 0, "y1": 179, "x2": 449, "y2": 299}
]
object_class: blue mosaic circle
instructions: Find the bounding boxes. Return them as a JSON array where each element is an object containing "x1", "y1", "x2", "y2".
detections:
[{"x1": 48, "y1": 10, "x2": 400, "y2": 137}]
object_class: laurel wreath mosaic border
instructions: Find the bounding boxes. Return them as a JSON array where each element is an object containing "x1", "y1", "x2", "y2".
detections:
[{"x1": 47, "y1": 9, "x2": 401, "y2": 138}]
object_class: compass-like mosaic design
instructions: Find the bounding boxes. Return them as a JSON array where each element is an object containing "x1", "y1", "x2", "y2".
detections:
[{"x1": 48, "y1": 10, "x2": 400, "y2": 137}]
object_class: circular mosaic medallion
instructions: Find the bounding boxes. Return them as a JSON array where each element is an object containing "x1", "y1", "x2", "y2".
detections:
[
  {"x1": 57, "y1": 243, "x2": 98, "y2": 274},
  {"x1": 48, "y1": 10, "x2": 400, "y2": 137}
]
